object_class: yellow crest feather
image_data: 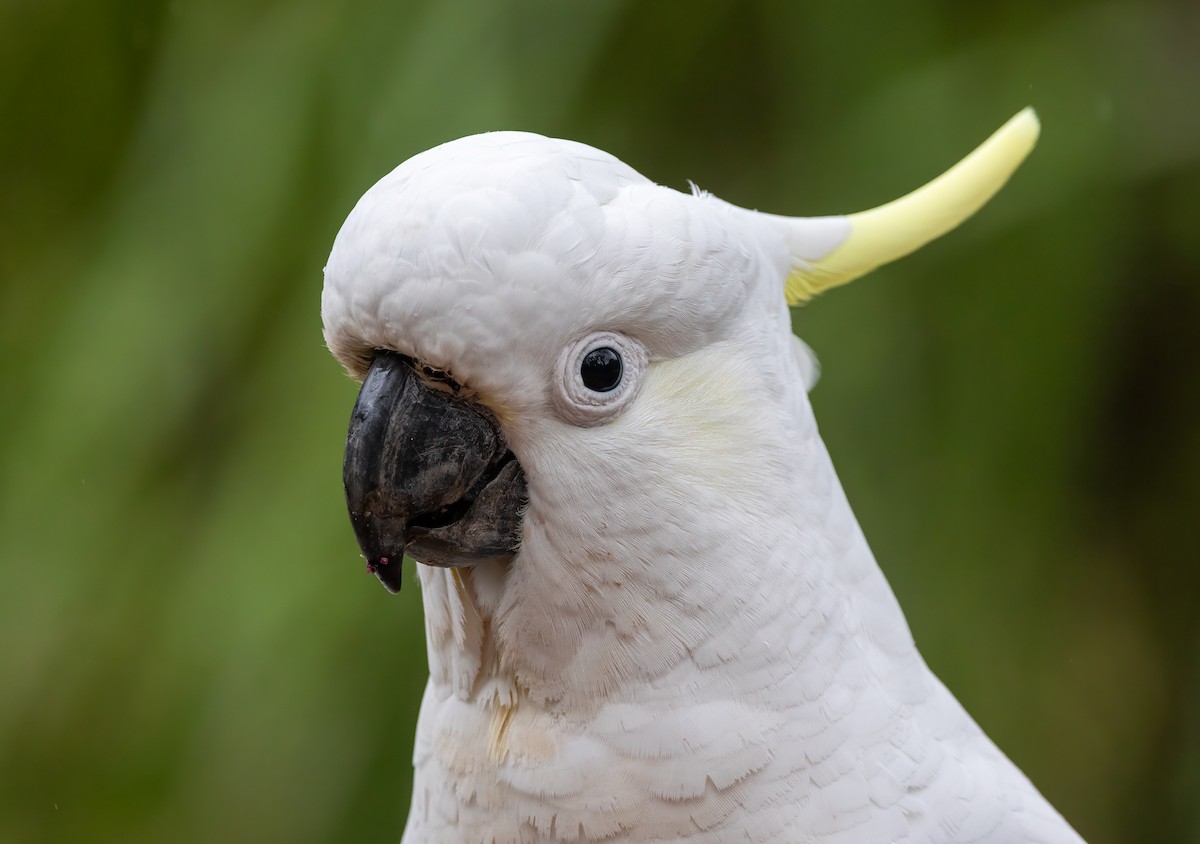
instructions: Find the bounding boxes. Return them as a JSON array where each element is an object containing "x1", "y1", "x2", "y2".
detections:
[{"x1": 782, "y1": 108, "x2": 1041, "y2": 306}]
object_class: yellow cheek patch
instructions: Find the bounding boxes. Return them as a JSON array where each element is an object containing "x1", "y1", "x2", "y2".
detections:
[{"x1": 621, "y1": 348, "x2": 779, "y2": 492}]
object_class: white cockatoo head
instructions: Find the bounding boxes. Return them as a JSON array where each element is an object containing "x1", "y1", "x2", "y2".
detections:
[{"x1": 322, "y1": 111, "x2": 1039, "y2": 705}]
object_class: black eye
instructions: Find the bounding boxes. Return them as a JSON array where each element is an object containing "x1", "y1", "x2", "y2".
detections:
[{"x1": 580, "y1": 347, "x2": 623, "y2": 392}]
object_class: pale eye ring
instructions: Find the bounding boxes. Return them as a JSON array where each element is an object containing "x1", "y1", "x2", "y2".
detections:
[{"x1": 553, "y1": 332, "x2": 647, "y2": 427}]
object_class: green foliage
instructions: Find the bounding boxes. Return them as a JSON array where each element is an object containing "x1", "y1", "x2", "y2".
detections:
[{"x1": 1, "y1": 1, "x2": 1197, "y2": 842}]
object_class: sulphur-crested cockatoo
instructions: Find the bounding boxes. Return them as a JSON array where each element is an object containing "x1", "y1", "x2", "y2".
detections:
[{"x1": 322, "y1": 108, "x2": 1085, "y2": 843}]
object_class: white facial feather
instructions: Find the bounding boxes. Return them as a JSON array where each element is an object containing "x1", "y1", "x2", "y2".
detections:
[
  {"x1": 322, "y1": 123, "x2": 1083, "y2": 844},
  {"x1": 322, "y1": 132, "x2": 785, "y2": 413}
]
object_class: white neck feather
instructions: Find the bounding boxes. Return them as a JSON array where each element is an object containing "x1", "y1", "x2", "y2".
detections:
[{"x1": 401, "y1": 338, "x2": 1073, "y2": 843}]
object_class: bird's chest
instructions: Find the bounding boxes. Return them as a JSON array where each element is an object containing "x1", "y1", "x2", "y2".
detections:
[{"x1": 404, "y1": 684, "x2": 817, "y2": 843}]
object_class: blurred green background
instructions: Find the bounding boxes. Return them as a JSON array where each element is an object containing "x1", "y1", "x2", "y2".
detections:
[{"x1": 1, "y1": 0, "x2": 1197, "y2": 841}]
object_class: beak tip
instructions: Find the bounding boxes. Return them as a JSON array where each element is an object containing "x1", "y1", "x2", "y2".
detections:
[{"x1": 365, "y1": 554, "x2": 404, "y2": 593}]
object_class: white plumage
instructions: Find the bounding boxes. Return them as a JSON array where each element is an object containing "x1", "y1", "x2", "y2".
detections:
[{"x1": 322, "y1": 112, "x2": 1085, "y2": 842}]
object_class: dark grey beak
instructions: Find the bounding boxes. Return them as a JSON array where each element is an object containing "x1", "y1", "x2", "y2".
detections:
[{"x1": 342, "y1": 350, "x2": 527, "y2": 592}]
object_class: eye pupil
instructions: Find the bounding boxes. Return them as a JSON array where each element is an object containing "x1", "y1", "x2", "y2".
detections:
[{"x1": 580, "y1": 347, "x2": 623, "y2": 392}]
